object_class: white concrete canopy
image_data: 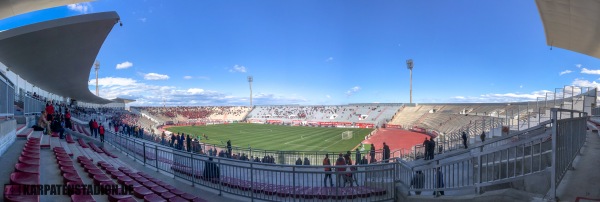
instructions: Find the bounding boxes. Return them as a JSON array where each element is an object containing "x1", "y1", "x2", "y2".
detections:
[
  {"x1": 0, "y1": 12, "x2": 120, "y2": 104},
  {"x1": 536, "y1": 0, "x2": 600, "y2": 59},
  {"x1": 0, "y1": 0, "x2": 93, "y2": 20}
]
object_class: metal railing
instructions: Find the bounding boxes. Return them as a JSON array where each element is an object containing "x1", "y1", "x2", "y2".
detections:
[
  {"x1": 0, "y1": 77, "x2": 15, "y2": 117},
  {"x1": 105, "y1": 131, "x2": 397, "y2": 201},
  {"x1": 550, "y1": 108, "x2": 587, "y2": 199},
  {"x1": 22, "y1": 95, "x2": 44, "y2": 115}
]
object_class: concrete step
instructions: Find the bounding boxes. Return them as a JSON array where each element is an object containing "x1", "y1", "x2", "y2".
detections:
[{"x1": 17, "y1": 128, "x2": 33, "y2": 138}]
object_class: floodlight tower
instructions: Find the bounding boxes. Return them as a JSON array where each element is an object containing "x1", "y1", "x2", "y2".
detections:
[
  {"x1": 94, "y1": 60, "x2": 100, "y2": 96},
  {"x1": 406, "y1": 59, "x2": 414, "y2": 104},
  {"x1": 248, "y1": 76, "x2": 253, "y2": 107}
]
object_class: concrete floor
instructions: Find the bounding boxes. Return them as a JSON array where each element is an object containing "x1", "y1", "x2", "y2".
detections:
[{"x1": 555, "y1": 131, "x2": 600, "y2": 201}]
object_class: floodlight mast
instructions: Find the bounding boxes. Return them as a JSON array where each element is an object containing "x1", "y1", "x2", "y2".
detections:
[
  {"x1": 248, "y1": 76, "x2": 253, "y2": 107},
  {"x1": 406, "y1": 59, "x2": 414, "y2": 104},
  {"x1": 94, "y1": 61, "x2": 100, "y2": 96}
]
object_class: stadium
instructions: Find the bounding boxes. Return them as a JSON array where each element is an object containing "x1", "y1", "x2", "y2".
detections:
[{"x1": 0, "y1": 1, "x2": 599, "y2": 202}]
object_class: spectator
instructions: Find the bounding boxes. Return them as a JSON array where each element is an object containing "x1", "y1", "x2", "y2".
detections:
[
  {"x1": 462, "y1": 132, "x2": 468, "y2": 149},
  {"x1": 203, "y1": 157, "x2": 220, "y2": 181},
  {"x1": 355, "y1": 148, "x2": 361, "y2": 165},
  {"x1": 423, "y1": 138, "x2": 430, "y2": 160},
  {"x1": 65, "y1": 110, "x2": 72, "y2": 129},
  {"x1": 92, "y1": 119, "x2": 99, "y2": 138},
  {"x1": 428, "y1": 138, "x2": 436, "y2": 160},
  {"x1": 480, "y1": 131, "x2": 486, "y2": 142},
  {"x1": 435, "y1": 167, "x2": 445, "y2": 196},
  {"x1": 88, "y1": 119, "x2": 94, "y2": 136},
  {"x1": 295, "y1": 158, "x2": 303, "y2": 165},
  {"x1": 323, "y1": 154, "x2": 333, "y2": 187},
  {"x1": 360, "y1": 156, "x2": 368, "y2": 165},
  {"x1": 370, "y1": 144, "x2": 376, "y2": 164},
  {"x1": 99, "y1": 124, "x2": 105, "y2": 143},
  {"x1": 410, "y1": 171, "x2": 425, "y2": 195},
  {"x1": 186, "y1": 134, "x2": 191, "y2": 152},
  {"x1": 227, "y1": 140, "x2": 232, "y2": 158},
  {"x1": 383, "y1": 142, "x2": 390, "y2": 163},
  {"x1": 335, "y1": 153, "x2": 346, "y2": 187},
  {"x1": 303, "y1": 157, "x2": 310, "y2": 165}
]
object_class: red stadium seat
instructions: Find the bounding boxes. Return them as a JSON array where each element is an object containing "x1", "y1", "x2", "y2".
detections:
[
  {"x1": 70, "y1": 194, "x2": 95, "y2": 202},
  {"x1": 133, "y1": 187, "x2": 153, "y2": 198},
  {"x1": 18, "y1": 156, "x2": 39, "y2": 165},
  {"x1": 143, "y1": 194, "x2": 166, "y2": 202},
  {"x1": 10, "y1": 172, "x2": 39, "y2": 185},
  {"x1": 4, "y1": 184, "x2": 39, "y2": 202},
  {"x1": 14, "y1": 163, "x2": 39, "y2": 174}
]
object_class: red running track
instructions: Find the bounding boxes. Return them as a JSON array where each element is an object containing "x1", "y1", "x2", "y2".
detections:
[{"x1": 363, "y1": 128, "x2": 430, "y2": 151}]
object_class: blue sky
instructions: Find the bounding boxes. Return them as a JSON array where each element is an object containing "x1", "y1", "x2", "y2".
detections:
[{"x1": 2, "y1": 0, "x2": 600, "y2": 106}]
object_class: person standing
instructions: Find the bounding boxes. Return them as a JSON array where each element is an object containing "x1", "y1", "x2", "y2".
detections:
[
  {"x1": 88, "y1": 119, "x2": 94, "y2": 136},
  {"x1": 99, "y1": 124, "x2": 105, "y2": 143},
  {"x1": 423, "y1": 138, "x2": 430, "y2": 160},
  {"x1": 65, "y1": 110, "x2": 72, "y2": 129},
  {"x1": 428, "y1": 138, "x2": 436, "y2": 160},
  {"x1": 186, "y1": 134, "x2": 192, "y2": 152},
  {"x1": 434, "y1": 167, "x2": 445, "y2": 196},
  {"x1": 227, "y1": 140, "x2": 232, "y2": 158},
  {"x1": 462, "y1": 132, "x2": 468, "y2": 149},
  {"x1": 92, "y1": 119, "x2": 99, "y2": 138},
  {"x1": 369, "y1": 144, "x2": 376, "y2": 164},
  {"x1": 480, "y1": 131, "x2": 486, "y2": 143},
  {"x1": 383, "y1": 142, "x2": 390, "y2": 163},
  {"x1": 355, "y1": 148, "x2": 361, "y2": 165},
  {"x1": 335, "y1": 153, "x2": 346, "y2": 187},
  {"x1": 410, "y1": 171, "x2": 425, "y2": 195},
  {"x1": 323, "y1": 154, "x2": 333, "y2": 187}
]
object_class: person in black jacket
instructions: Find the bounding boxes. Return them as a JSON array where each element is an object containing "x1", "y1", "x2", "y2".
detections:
[
  {"x1": 382, "y1": 142, "x2": 390, "y2": 163},
  {"x1": 423, "y1": 138, "x2": 430, "y2": 160},
  {"x1": 203, "y1": 157, "x2": 220, "y2": 180},
  {"x1": 186, "y1": 134, "x2": 191, "y2": 152},
  {"x1": 462, "y1": 132, "x2": 468, "y2": 149},
  {"x1": 428, "y1": 138, "x2": 436, "y2": 160},
  {"x1": 369, "y1": 144, "x2": 376, "y2": 164}
]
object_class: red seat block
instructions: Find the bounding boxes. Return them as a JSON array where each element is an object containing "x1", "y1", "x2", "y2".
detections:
[{"x1": 143, "y1": 194, "x2": 166, "y2": 202}]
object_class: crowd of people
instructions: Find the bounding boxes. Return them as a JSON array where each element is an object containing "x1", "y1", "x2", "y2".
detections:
[{"x1": 133, "y1": 106, "x2": 251, "y2": 121}]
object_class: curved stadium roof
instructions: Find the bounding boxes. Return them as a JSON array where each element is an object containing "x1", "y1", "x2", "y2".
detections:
[
  {"x1": 0, "y1": 0, "x2": 93, "y2": 20},
  {"x1": 0, "y1": 12, "x2": 120, "y2": 104}
]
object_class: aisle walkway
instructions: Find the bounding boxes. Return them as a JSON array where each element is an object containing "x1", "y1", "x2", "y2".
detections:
[{"x1": 555, "y1": 130, "x2": 600, "y2": 201}]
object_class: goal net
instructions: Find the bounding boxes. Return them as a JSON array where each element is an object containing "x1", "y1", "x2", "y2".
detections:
[{"x1": 341, "y1": 131, "x2": 353, "y2": 140}]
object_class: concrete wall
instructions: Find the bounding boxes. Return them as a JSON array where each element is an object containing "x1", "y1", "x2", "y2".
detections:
[{"x1": 0, "y1": 119, "x2": 17, "y2": 156}]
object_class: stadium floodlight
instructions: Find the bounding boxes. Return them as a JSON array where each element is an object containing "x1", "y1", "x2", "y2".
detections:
[
  {"x1": 248, "y1": 76, "x2": 253, "y2": 107},
  {"x1": 94, "y1": 60, "x2": 100, "y2": 96},
  {"x1": 406, "y1": 59, "x2": 414, "y2": 104}
]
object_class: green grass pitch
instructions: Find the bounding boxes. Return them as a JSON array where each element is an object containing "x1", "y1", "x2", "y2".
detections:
[{"x1": 166, "y1": 123, "x2": 374, "y2": 152}]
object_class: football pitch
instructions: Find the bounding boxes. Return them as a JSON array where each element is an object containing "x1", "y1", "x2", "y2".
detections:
[{"x1": 166, "y1": 123, "x2": 374, "y2": 152}]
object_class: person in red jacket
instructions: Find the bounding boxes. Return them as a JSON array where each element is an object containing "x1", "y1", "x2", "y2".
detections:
[
  {"x1": 99, "y1": 124, "x2": 105, "y2": 143},
  {"x1": 92, "y1": 120, "x2": 99, "y2": 138},
  {"x1": 45, "y1": 102, "x2": 54, "y2": 121},
  {"x1": 323, "y1": 154, "x2": 333, "y2": 187},
  {"x1": 335, "y1": 153, "x2": 346, "y2": 187}
]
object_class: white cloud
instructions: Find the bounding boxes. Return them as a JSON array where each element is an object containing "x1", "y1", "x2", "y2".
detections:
[
  {"x1": 449, "y1": 90, "x2": 553, "y2": 103},
  {"x1": 139, "y1": 18, "x2": 147, "y2": 23},
  {"x1": 581, "y1": 68, "x2": 600, "y2": 75},
  {"x1": 116, "y1": 61, "x2": 133, "y2": 69},
  {"x1": 89, "y1": 77, "x2": 306, "y2": 106},
  {"x1": 67, "y1": 3, "x2": 92, "y2": 13},
  {"x1": 576, "y1": 64, "x2": 582, "y2": 69},
  {"x1": 519, "y1": 85, "x2": 523, "y2": 88},
  {"x1": 229, "y1": 65, "x2": 247, "y2": 73},
  {"x1": 346, "y1": 86, "x2": 361, "y2": 96},
  {"x1": 325, "y1": 57, "x2": 333, "y2": 62},
  {"x1": 183, "y1": 76, "x2": 210, "y2": 80},
  {"x1": 144, "y1": 73, "x2": 169, "y2": 80},
  {"x1": 572, "y1": 78, "x2": 600, "y2": 89},
  {"x1": 88, "y1": 77, "x2": 137, "y2": 87},
  {"x1": 186, "y1": 88, "x2": 204, "y2": 94},
  {"x1": 183, "y1": 76, "x2": 193, "y2": 79},
  {"x1": 326, "y1": 95, "x2": 331, "y2": 99},
  {"x1": 559, "y1": 70, "x2": 572, "y2": 75}
]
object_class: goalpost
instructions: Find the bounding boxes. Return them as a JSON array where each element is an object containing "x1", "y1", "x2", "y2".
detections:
[{"x1": 341, "y1": 131, "x2": 353, "y2": 140}]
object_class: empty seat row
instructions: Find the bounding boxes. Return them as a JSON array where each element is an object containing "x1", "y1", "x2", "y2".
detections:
[{"x1": 5, "y1": 137, "x2": 42, "y2": 202}]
